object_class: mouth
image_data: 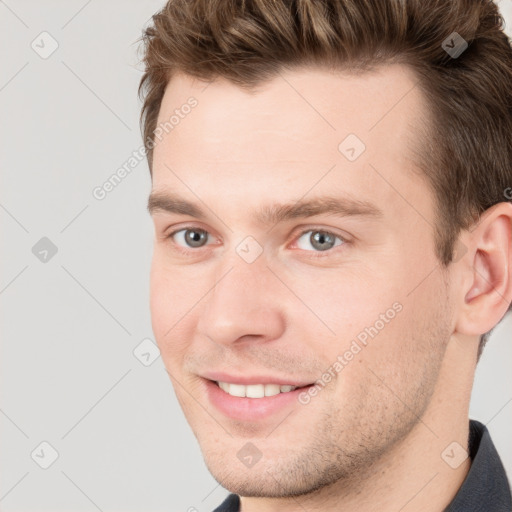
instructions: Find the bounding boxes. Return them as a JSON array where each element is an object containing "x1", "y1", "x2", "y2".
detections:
[{"x1": 203, "y1": 378, "x2": 315, "y2": 421}]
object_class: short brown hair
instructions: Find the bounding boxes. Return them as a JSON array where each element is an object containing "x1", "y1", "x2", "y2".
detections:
[{"x1": 137, "y1": 0, "x2": 512, "y2": 358}]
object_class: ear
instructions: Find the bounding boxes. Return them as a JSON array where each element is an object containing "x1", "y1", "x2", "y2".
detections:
[{"x1": 454, "y1": 202, "x2": 512, "y2": 337}]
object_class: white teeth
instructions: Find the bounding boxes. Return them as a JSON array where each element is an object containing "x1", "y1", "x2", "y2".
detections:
[
  {"x1": 218, "y1": 381, "x2": 229, "y2": 393},
  {"x1": 246, "y1": 384, "x2": 265, "y2": 398},
  {"x1": 217, "y1": 381, "x2": 297, "y2": 398},
  {"x1": 265, "y1": 384, "x2": 281, "y2": 396},
  {"x1": 228, "y1": 383, "x2": 246, "y2": 397}
]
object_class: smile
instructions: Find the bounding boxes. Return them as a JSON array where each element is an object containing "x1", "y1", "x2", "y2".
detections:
[{"x1": 204, "y1": 378, "x2": 315, "y2": 421}]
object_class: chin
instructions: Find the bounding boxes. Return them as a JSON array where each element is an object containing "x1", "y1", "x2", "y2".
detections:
[{"x1": 200, "y1": 442, "x2": 351, "y2": 499}]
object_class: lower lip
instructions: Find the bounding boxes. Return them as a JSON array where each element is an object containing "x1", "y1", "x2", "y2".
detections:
[{"x1": 204, "y1": 379, "x2": 312, "y2": 421}]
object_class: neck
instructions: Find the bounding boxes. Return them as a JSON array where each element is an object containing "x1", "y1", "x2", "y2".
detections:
[{"x1": 240, "y1": 336, "x2": 476, "y2": 512}]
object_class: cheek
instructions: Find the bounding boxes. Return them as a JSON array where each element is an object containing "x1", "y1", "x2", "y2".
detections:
[
  {"x1": 149, "y1": 258, "x2": 170, "y2": 339},
  {"x1": 295, "y1": 269, "x2": 401, "y2": 357},
  {"x1": 149, "y1": 255, "x2": 198, "y2": 361},
  {"x1": 295, "y1": 266, "x2": 424, "y2": 401},
  {"x1": 338, "y1": 276, "x2": 450, "y2": 396}
]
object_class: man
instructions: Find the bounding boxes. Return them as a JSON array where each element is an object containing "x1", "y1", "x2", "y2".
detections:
[{"x1": 138, "y1": 0, "x2": 512, "y2": 510}]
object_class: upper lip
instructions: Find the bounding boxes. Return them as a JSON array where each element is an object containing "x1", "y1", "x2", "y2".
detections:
[{"x1": 201, "y1": 371, "x2": 314, "y2": 387}]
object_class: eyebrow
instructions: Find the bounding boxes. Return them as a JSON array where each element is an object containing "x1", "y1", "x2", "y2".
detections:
[{"x1": 147, "y1": 191, "x2": 383, "y2": 225}]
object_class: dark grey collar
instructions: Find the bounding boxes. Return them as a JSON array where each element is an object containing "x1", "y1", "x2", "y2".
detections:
[{"x1": 444, "y1": 419, "x2": 511, "y2": 511}]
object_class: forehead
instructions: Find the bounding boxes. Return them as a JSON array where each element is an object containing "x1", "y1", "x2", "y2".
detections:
[{"x1": 151, "y1": 64, "x2": 429, "y2": 224}]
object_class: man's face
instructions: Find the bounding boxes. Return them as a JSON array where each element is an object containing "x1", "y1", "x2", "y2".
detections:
[{"x1": 148, "y1": 64, "x2": 455, "y2": 496}]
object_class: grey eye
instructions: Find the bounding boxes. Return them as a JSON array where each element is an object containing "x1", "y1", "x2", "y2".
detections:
[
  {"x1": 296, "y1": 230, "x2": 343, "y2": 252},
  {"x1": 174, "y1": 228, "x2": 209, "y2": 248}
]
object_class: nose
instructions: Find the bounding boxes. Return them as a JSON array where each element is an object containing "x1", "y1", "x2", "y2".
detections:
[{"x1": 196, "y1": 255, "x2": 286, "y2": 347}]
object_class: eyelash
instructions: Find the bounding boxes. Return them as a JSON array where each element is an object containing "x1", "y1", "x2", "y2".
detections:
[{"x1": 164, "y1": 225, "x2": 349, "y2": 258}]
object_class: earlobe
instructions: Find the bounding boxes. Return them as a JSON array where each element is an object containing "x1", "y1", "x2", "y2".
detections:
[{"x1": 455, "y1": 203, "x2": 512, "y2": 337}]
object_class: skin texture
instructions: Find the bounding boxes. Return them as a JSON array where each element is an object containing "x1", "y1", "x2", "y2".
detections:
[{"x1": 148, "y1": 64, "x2": 512, "y2": 511}]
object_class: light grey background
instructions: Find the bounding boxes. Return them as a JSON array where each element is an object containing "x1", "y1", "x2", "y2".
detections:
[{"x1": 1, "y1": 1, "x2": 511, "y2": 511}]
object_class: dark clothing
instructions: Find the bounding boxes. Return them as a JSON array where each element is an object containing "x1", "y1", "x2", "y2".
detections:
[
  {"x1": 213, "y1": 493, "x2": 240, "y2": 512},
  {"x1": 213, "y1": 420, "x2": 511, "y2": 511},
  {"x1": 445, "y1": 420, "x2": 511, "y2": 511}
]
